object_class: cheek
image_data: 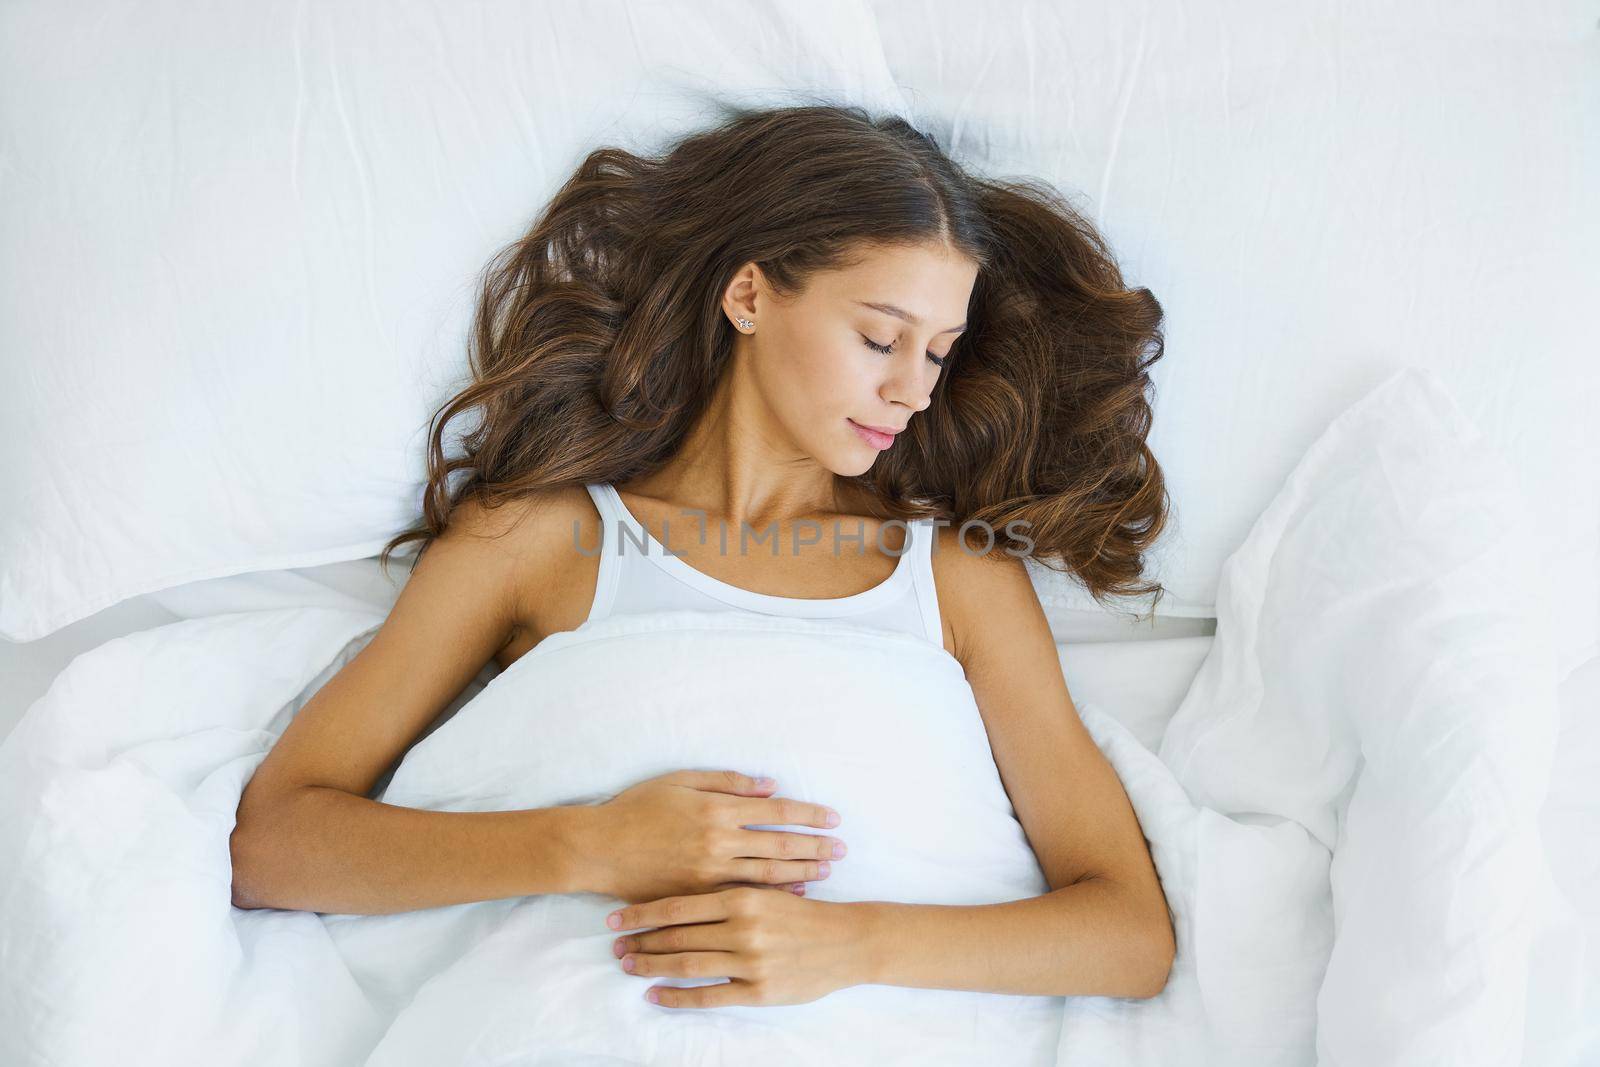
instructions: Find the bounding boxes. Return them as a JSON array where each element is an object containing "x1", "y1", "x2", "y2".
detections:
[{"x1": 784, "y1": 345, "x2": 867, "y2": 413}]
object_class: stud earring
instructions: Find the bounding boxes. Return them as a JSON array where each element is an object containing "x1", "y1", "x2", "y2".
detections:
[{"x1": 734, "y1": 317, "x2": 754, "y2": 331}]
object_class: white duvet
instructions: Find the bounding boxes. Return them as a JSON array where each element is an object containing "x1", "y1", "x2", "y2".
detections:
[
  {"x1": 0, "y1": 368, "x2": 1563, "y2": 1067},
  {"x1": 358, "y1": 610, "x2": 1073, "y2": 1066},
  {"x1": 0, "y1": 607, "x2": 1107, "y2": 1066}
]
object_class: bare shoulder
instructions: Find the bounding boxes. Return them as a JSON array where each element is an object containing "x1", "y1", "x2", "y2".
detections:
[
  {"x1": 441, "y1": 485, "x2": 605, "y2": 657},
  {"x1": 235, "y1": 486, "x2": 593, "y2": 817},
  {"x1": 440, "y1": 485, "x2": 585, "y2": 542},
  {"x1": 929, "y1": 522, "x2": 1047, "y2": 669}
]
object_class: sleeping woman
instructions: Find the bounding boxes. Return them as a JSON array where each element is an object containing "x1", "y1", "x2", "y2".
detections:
[{"x1": 229, "y1": 102, "x2": 1177, "y2": 1012}]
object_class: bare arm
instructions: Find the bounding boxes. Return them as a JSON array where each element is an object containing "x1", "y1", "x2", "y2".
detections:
[
  {"x1": 231, "y1": 788, "x2": 602, "y2": 915},
  {"x1": 853, "y1": 532, "x2": 1175, "y2": 998},
  {"x1": 844, "y1": 878, "x2": 1169, "y2": 998},
  {"x1": 230, "y1": 494, "x2": 588, "y2": 914}
]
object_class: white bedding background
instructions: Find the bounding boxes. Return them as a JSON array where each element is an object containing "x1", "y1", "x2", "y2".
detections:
[
  {"x1": 2, "y1": 0, "x2": 1596, "y2": 1063},
  {"x1": 1, "y1": 0, "x2": 1595, "y2": 673}
]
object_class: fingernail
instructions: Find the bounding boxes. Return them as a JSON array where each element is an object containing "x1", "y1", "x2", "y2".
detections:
[
  {"x1": 612, "y1": 938, "x2": 625, "y2": 958},
  {"x1": 825, "y1": 809, "x2": 840, "y2": 827},
  {"x1": 606, "y1": 912, "x2": 621, "y2": 929},
  {"x1": 818, "y1": 861, "x2": 830, "y2": 877},
  {"x1": 756, "y1": 777, "x2": 776, "y2": 789},
  {"x1": 622, "y1": 955, "x2": 635, "y2": 972},
  {"x1": 831, "y1": 840, "x2": 846, "y2": 859}
]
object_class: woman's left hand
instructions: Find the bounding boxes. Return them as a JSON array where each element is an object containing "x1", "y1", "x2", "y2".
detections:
[{"x1": 606, "y1": 886, "x2": 868, "y2": 1008}]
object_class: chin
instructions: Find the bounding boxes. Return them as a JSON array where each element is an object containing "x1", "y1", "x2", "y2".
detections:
[
  {"x1": 799, "y1": 421, "x2": 882, "y2": 476},
  {"x1": 814, "y1": 443, "x2": 876, "y2": 478},
  {"x1": 840, "y1": 436, "x2": 884, "y2": 474},
  {"x1": 814, "y1": 450, "x2": 871, "y2": 478},
  {"x1": 843, "y1": 456, "x2": 878, "y2": 477}
]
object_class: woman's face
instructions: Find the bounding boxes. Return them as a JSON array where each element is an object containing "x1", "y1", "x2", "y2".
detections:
[{"x1": 729, "y1": 242, "x2": 978, "y2": 477}]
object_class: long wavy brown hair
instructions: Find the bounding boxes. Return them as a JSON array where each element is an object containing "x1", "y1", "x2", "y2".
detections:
[{"x1": 380, "y1": 101, "x2": 1170, "y2": 616}]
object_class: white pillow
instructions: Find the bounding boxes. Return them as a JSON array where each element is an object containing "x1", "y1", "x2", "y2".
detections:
[
  {"x1": 10, "y1": 2, "x2": 1595, "y2": 683},
  {"x1": 0, "y1": 0, "x2": 907, "y2": 642},
  {"x1": 874, "y1": 0, "x2": 1600, "y2": 676},
  {"x1": 1158, "y1": 365, "x2": 1562, "y2": 1065}
]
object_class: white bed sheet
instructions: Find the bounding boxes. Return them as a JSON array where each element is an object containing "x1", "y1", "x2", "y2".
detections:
[{"x1": 2, "y1": 555, "x2": 1594, "y2": 1062}]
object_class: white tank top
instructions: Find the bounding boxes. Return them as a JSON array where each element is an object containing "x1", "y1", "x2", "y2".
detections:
[{"x1": 582, "y1": 482, "x2": 944, "y2": 650}]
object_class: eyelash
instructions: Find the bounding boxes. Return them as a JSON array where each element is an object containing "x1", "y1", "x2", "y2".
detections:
[{"x1": 862, "y1": 336, "x2": 947, "y2": 368}]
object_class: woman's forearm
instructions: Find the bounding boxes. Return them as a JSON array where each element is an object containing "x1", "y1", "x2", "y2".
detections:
[
  {"x1": 846, "y1": 876, "x2": 1175, "y2": 999},
  {"x1": 229, "y1": 785, "x2": 593, "y2": 915}
]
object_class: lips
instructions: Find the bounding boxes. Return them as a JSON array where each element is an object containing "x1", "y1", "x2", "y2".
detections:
[
  {"x1": 852, "y1": 421, "x2": 904, "y2": 435},
  {"x1": 848, "y1": 419, "x2": 902, "y2": 450}
]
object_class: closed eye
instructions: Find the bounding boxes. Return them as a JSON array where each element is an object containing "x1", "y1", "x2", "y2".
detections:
[{"x1": 862, "y1": 335, "x2": 947, "y2": 368}]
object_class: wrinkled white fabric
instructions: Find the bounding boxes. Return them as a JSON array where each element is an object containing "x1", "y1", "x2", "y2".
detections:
[
  {"x1": 0, "y1": 609, "x2": 1082, "y2": 1066},
  {"x1": 0, "y1": 369, "x2": 1564, "y2": 1066},
  {"x1": 361, "y1": 610, "x2": 1070, "y2": 1064}
]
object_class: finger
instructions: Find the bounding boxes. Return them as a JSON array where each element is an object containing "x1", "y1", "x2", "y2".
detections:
[
  {"x1": 736, "y1": 829, "x2": 846, "y2": 863},
  {"x1": 712, "y1": 881, "x2": 806, "y2": 896},
  {"x1": 645, "y1": 980, "x2": 751, "y2": 1009},
  {"x1": 733, "y1": 794, "x2": 841, "y2": 830},
  {"x1": 615, "y1": 919, "x2": 726, "y2": 958},
  {"x1": 728, "y1": 857, "x2": 831, "y2": 886},
  {"x1": 668, "y1": 769, "x2": 778, "y2": 796},
  {"x1": 607, "y1": 890, "x2": 737, "y2": 933},
  {"x1": 620, "y1": 949, "x2": 741, "y2": 981}
]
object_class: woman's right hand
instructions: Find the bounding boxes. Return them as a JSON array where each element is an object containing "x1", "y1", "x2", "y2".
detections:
[{"x1": 584, "y1": 769, "x2": 846, "y2": 905}]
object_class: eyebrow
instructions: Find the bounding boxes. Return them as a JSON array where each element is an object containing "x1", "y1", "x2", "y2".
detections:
[{"x1": 855, "y1": 300, "x2": 966, "y2": 334}]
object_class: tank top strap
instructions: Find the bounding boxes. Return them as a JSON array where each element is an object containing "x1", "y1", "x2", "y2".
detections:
[
  {"x1": 584, "y1": 481, "x2": 621, "y2": 526},
  {"x1": 908, "y1": 516, "x2": 945, "y2": 651},
  {"x1": 581, "y1": 483, "x2": 622, "y2": 626}
]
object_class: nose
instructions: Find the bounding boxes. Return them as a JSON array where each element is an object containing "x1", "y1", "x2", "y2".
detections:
[
  {"x1": 881, "y1": 356, "x2": 935, "y2": 413},
  {"x1": 883, "y1": 385, "x2": 932, "y2": 416}
]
